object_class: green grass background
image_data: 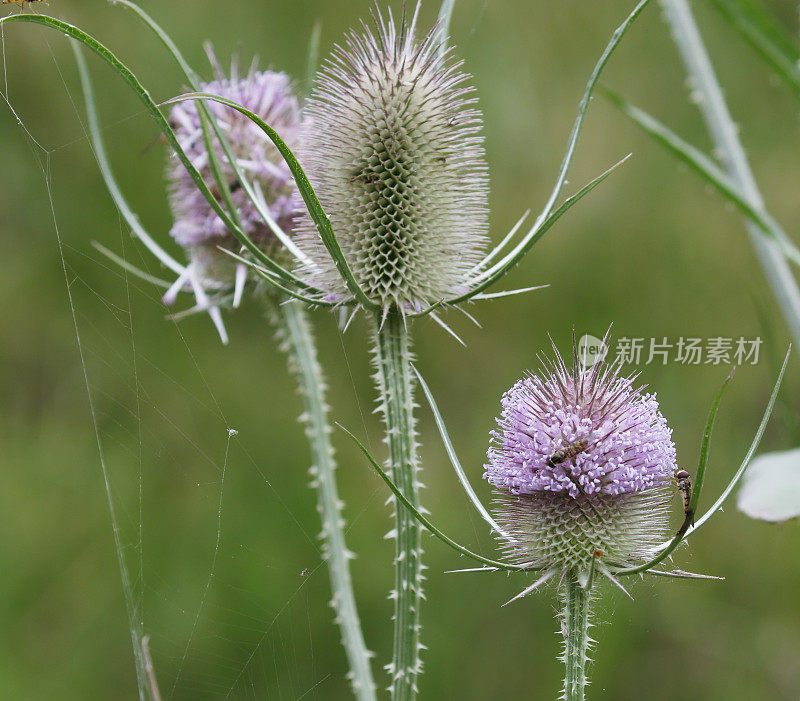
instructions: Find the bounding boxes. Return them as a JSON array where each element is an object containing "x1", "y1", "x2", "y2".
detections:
[{"x1": 1, "y1": 0, "x2": 800, "y2": 698}]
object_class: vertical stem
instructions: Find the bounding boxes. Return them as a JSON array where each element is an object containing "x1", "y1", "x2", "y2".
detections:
[
  {"x1": 276, "y1": 301, "x2": 377, "y2": 701},
  {"x1": 372, "y1": 311, "x2": 423, "y2": 700},
  {"x1": 562, "y1": 573, "x2": 591, "y2": 701},
  {"x1": 660, "y1": 0, "x2": 800, "y2": 357}
]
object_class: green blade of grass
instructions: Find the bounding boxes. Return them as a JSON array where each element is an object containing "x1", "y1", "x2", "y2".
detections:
[
  {"x1": 689, "y1": 346, "x2": 791, "y2": 534},
  {"x1": 411, "y1": 365, "x2": 509, "y2": 539},
  {"x1": 614, "y1": 347, "x2": 789, "y2": 576},
  {"x1": 73, "y1": 43, "x2": 186, "y2": 277},
  {"x1": 435, "y1": 0, "x2": 456, "y2": 54},
  {"x1": 603, "y1": 87, "x2": 800, "y2": 267},
  {"x1": 449, "y1": 155, "x2": 630, "y2": 304},
  {"x1": 690, "y1": 369, "x2": 736, "y2": 514}
]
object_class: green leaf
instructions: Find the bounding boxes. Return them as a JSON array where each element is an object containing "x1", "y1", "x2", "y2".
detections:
[
  {"x1": 711, "y1": 0, "x2": 800, "y2": 100},
  {"x1": 613, "y1": 349, "x2": 789, "y2": 576},
  {"x1": 689, "y1": 346, "x2": 791, "y2": 533},
  {"x1": 73, "y1": 43, "x2": 186, "y2": 277},
  {"x1": 450, "y1": 155, "x2": 631, "y2": 303},
  {"x1": 337, "y1": 423, "x2": 530, "y2": 572},
  {"x1": 305, "y1": 20, "x2": 323, "y2": 96},
  {"x1": 91, "y1": 242, "x2": 173, "y2": 289},
  {"x1": 690, "y1": 368, "x2": 736, "y2": 514},
  {"x1": 603, "y1": 87, "x2": 800, "y2": 268},
  {"x1": 466, "y1": 0, "x2": 654, "y2": 294},
  {"x1": 435, "y1": 0, "x2": 456, "y2": 54},
  {"x1": 411, "y1": 365, "x2": 508, "y2": 538},
  {"x1": 217, "y1": 247, "x2": 335, "y2": 308},
  {"x1": 165, "y1": 92, "x2": 379, "y2": 311},
  {"x1": 737, "y1": 447, "x2": 800, "y2": 522}
]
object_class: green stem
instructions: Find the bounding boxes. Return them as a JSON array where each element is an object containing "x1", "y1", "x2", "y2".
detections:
[
  {"x1": 562, "y1": 574, "x2": 592, "y2": 701},
  {"x1": 372, "y1": 312, "x2": 423, "y2": 700},
  {"x1": 274, "y1": 301, "x2": 377, "y2": 701}
]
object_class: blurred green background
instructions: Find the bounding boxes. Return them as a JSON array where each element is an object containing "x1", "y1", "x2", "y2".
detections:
[{"x1": 2, "y1": 0, "x2": 800, "y2": 698}]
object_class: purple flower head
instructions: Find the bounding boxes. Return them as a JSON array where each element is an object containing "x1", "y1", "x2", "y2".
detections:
[
  {"x1": 485, "y1": 341, "x2": 677, "y2": 498},
  {"x1": 485, "y1": 338, "x2": 679, "y2": 572},
  {"x1": 294, "y1": 9, "x2": 489, "y2": 312},
  {"x1": 166, "y1": 50, "x2": 301, "y2": 255}
]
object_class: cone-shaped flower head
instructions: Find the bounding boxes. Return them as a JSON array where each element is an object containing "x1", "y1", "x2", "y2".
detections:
[
  {"x1": 295, "y1": 10, "x2": 489, "y2": 312},
  {"x1": 166, "y1": 53, "x2": 301, "y2": 290},
  {"x1": 484, "y1": 342, "x2": 679, "y2": 573}
]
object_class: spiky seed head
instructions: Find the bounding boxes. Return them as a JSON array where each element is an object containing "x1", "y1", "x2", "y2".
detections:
[
  {"x1": 166, "y1": 52, "x2": 301, "y2": 289},
  {"x1": 484, "y1": 340, "x2": 679, "y2": 573},
  {"x1": 295, "y1": 10, "x2": 489, "y2": 312}
]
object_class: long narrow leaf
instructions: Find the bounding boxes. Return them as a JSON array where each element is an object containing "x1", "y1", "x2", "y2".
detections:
[
  {"x1": 435, "y1": 0, "x2": 456, "y2": 54},
  {"x1": 613, "y1": 369, "x2": 736, "y2": 576},
  {"x1": 690, "y1": 369, "x2": 735, "y2": 514},
  {"x1": 113, "y1": 0, "x2": 245, "y2": 234},
  {"x1": 337, "y1": 424, "x2": 530, "y2": 572},
  {"x1": 616, "y1": 346, "x2": 790, "y2": 575},
  {"x1": 91, "y1": 242, "x2": 173, "y2": 288},
  {"x1": 306, "y1": 20, "x2": 323, "y2": 96},
  {"x1": 689, "y1": 346, "x2": 791, "y2": 534},
  {"x1": 165, "y1": 92, "x2": 379, "y2": 311},
  {"x1": 604, "y1": 88, "x2": 800, "y2": 267},
  {"x1": 218, "y1": 247, "x2": 335, "y2": 308},
  {"x1": 411, "y1": 365, "x2": 510, "y2": 539},
  {"x1": 711, "y1": 0, "x2": 800, "y2": 100},
  {"x1": 73, "y1": 43, "x2": 185, "y2": 276},
  {"x1": 450, "y1": 156, "x2": 630, "y2": 303},
  {"x1": 471, "y1": 0, "x2": 654, "y2": 287}
]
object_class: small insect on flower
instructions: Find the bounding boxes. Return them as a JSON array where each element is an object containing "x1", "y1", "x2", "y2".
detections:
[
  {"x1": 676, "y1": 469, "x2": 694, "y2": 526},
  {"x1": 1, "y1": 0, "x2": 47, "y2": 5},
  {"x1": 546, "y1": 437, "x2": 590, "y2": 468}
]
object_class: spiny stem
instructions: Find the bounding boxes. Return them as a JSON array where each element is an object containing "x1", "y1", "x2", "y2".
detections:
[
  {"x1": 273, "y1": 301, "x2": 376, "y2": 701},
  {"x1": 372, "y1": 311, "x2": 423, "y2": 700},
  {"x1": 562, "y1": 573, "x2": 592, "y2": 701}
]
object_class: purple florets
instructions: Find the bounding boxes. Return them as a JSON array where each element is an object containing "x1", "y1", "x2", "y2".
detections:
[
  {"x1": 485, "y1": 343, "x2": 678, "y2": 498},
  {"x1": 166, "y1": 52, "x2": 301, "y2": 249}
]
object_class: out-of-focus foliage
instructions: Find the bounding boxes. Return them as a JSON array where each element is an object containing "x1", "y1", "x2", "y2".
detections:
[{"x1": 1, "y1": 1, "x2": 799, "y2": 699}]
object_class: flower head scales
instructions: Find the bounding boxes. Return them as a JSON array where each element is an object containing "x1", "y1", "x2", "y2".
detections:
[
  {"x1": 485, "y1": 339, "x2": 679, "y2": 573},
  {"x1": 294, "y1": 9, "x2": 489, "y2": 312}
]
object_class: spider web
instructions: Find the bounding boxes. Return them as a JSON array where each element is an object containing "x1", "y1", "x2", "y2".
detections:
[{"x1": 0, "y1": 12, "x2": 385, "y2": 700}]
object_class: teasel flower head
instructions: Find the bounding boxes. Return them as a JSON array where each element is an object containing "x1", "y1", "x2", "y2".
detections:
[
  {"x1": 484, "y1": 339, "x2": 678, "y2": 577},
  {"x1": 294, "y1": 8, "x2": 489, "y2": 314},
  {"x1": 161, "y1": 49, "x2": 302, "y2": 336}
]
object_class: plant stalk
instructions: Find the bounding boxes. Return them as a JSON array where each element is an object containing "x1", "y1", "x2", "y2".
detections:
[
  {"x1": 274, "y1": 301, "x2": 376, "y2": 701},
  {"x1": 562, "y1": 573, "x2": 592, "y2": 701},
  {"x1": 660, "y1": 0, "x2": 800, "y2": 358},
  {"x1": 372, "y1": 311, "x2": 423, "y2": 700}
]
